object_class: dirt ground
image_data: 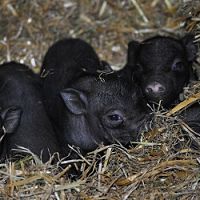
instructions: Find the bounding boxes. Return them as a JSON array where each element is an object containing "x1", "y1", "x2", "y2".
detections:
[{"x1": 0, "y1": 0, "x2": 200, "y2": 199}]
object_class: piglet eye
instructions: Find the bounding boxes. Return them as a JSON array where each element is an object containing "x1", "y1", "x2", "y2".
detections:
[
  {"x1": 103, "y1": 110, "x2": 125, "y2": 128},
  {"x1": 108, "y1": 114, "x2": 123, "y2": 121},
  {"x1": 172, "y1": 60, "x2": 184, "y2": 71}
]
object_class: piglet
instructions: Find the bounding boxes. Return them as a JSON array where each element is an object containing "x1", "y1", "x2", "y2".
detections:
[
  {"x1": 0, "y1": 62, "x2": 60, "y2": 162},
  {"x1": 121, "y1": 34, "x2": 198, "y2": 107},
  {"x1": 41, "y1": 38, "x2": 149, "y2": 156}
]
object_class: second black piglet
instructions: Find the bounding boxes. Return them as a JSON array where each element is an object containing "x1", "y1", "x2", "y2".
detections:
[{"x1": 121, "y1": 34, "x2": 198, "y2": 107}]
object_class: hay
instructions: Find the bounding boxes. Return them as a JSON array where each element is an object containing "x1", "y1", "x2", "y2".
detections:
[{"x1": 0, "y1": 0, "x2": 200, "y2": 199}]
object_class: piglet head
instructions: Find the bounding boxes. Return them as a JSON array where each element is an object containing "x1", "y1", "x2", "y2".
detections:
[
  {"x1": 60, "y1": 75, "x2": 149, "y2": 153},
  {"x1": 127, "y1": 34, "x2": 198, "y2": 107}
]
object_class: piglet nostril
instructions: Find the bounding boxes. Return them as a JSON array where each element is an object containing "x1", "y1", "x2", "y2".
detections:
[
  {"x1": 145, "y1": 87, "x2": 153, "y2": 94},
  {"x1": 158, "y1": 85, "x2": 165, "y2": 92}
]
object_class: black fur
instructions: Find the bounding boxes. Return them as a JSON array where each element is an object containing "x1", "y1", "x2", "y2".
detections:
[
  {"x1": 41, "y1": 38, "x2": 149, "y2": 156},
  {"x1": 120, "y1": 35, "x2": 198, "y2": 107},
  {"x1": 41, "y1": 38, "x2": 112, "y2": 118},
  {"x1": 0, "y1": 62, "x2": 60, "y2": 162}
]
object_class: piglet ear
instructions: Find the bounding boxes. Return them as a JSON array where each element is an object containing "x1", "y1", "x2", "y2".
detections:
[
  {"x1": 0, "y1": 107, "x2": 22, "y2": 134},
  {"x1": 60, "y1": 88, "x2": 88, "y2": 115},
  {"x1": 127, "y1": 40, "x2": 140, "y2": 65},
  {"x1": 181, "y1": 34, "x2": 198, "y2": 62}
]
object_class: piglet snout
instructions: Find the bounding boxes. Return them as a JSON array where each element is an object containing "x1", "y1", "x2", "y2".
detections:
[{"x1": 145, "y1": 82, "x2": 165, "y2": 96}]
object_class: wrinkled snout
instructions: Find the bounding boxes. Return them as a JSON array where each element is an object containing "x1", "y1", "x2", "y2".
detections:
[{"x1": 145, "y1": 81, "x2": 166, "y2": 98}]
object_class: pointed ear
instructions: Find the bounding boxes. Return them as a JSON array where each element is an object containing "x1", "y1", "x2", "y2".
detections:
[
  {"x1": 181, "y1": 34, "x2": 198, "y2": 62},
  {"x1": 127, "y1": 40, "x2": 140, "y2": 65},
  {"x1": 60, "y1": 88, "x2": 88, "y2": 115},
  {"x1": 0, "y1": 107, "x2": 22, "y2": 134}
]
